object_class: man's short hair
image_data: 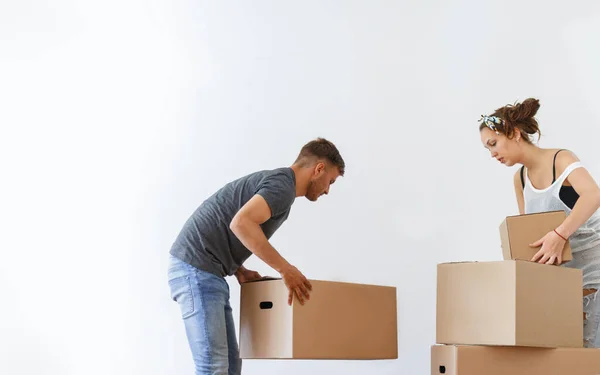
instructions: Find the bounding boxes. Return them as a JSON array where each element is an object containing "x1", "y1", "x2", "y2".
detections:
[{"x1": 295, "y1": 138, "x2": 345, "y2": 176}]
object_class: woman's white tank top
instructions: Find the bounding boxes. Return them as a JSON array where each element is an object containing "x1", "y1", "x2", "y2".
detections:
[{"x1": 523, "y1": 162, "x2": 600, "y2": 288}]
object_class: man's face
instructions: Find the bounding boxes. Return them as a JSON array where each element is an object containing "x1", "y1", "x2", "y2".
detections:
[{"x1": 306, "y1": 162, "x2": 340, "y2": 201}]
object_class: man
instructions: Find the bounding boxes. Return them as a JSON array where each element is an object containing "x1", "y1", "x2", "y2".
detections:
[{"x1": 167, "y1": 138, "x2": 345, "y2": 375}]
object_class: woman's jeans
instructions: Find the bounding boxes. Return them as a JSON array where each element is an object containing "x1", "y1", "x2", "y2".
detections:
[
  {"x1": 584, "y1": 289, "x2": 600, "y2": 348},
  {"x1": 168, "y1": 255, "x2": 241, "y2": 375}
]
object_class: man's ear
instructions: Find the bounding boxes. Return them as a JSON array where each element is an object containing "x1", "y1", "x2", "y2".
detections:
[{"x1": 314, "y1": 161, "x2": 325, "y2": 175}]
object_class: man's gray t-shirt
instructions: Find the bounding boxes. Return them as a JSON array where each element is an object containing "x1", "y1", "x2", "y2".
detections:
[{"x1": 170, "y1": 167, "x2": 296, "y2": 277}]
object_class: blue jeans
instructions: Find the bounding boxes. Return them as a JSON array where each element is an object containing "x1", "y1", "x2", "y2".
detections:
[
  {"x1": 168, "y1": 255, "x2": 242, "y2": 375},
  {"x1": 584, "y1": 289, "x2": 600, "y2": 348}
]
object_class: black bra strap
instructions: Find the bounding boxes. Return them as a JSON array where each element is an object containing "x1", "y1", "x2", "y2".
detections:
[
  {"x1": 552, "y1": 149, "x2": 566, "y2": 183},
  {"x1": 520, "y1": 166, "x2": 525, "y2": 189}
]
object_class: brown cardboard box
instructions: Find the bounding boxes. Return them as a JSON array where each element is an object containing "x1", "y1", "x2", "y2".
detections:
[
  {"x1": 431, "y1": 345, "x2": 600, "y2": 375},
  {"x1": 239, "y1": 279, "x2": 397, "y2": 359},
  {"x1": 499, "y1": 210, "x2": 572, "y2": 263},
  {"x1": 436, "y1": 260, "x2": 583, "y2": 348}
]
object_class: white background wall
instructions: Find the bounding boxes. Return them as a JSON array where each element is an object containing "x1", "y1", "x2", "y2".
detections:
[{"x1": 2, "y1": 1, "x2": 600, "y2": 374}]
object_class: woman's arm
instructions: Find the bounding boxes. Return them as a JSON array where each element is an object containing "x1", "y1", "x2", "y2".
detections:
[
  {"x1": 513, "y1": 169, "x2": 525, "y2": 215},
  {"x1": 554, "y1": 150, "x2": 600, "y2": 238},
  {"x1": 530, "y1": 150, "x2": 600, "y2": 265}
]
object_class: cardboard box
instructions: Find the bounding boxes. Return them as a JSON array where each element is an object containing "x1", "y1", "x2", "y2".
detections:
[
  {"x1": 431, "y1": 345, "x2": 600, "y2": 375},
  {"x1": 436, "y1": 260, "x2": 583, "y2": 348},
  {"x1": 500, "y1": 210, "x2": 572, "y2": 263},
  {"x1": 239, "y1": 279, "x2": 397, "y2": 359}
]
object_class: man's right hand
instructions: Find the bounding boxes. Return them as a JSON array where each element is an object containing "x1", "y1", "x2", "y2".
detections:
[
  {"x1": 229, "y1": 195, "x2": 313, "y2": 305},
  {"x1": 280, "y1": 264, "x2": 312, "y2": 306}
]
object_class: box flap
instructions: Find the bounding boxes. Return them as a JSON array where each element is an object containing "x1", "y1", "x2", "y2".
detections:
[
  {"x1": 244, "y1": 276, "x2": 282, "y2": 283},
  {"x1": 504, "y1": 210, "x2": 564, "y2": 219}
]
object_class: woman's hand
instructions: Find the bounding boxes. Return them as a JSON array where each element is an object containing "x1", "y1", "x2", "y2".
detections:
[{"x1": 530, "y1": 230, "x2": 567, "y2": 265}]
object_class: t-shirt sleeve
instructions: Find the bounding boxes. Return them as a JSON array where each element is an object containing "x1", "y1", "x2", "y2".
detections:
[{"x1": 255, "y1": 174, "x2": 295, "y2": 217}]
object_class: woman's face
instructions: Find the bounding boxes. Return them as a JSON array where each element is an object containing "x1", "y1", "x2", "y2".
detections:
[{"x1": 480, "y1": 127, "x2": 522, "y2": 167}]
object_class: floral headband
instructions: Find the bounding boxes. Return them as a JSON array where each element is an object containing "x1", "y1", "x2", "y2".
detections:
[{"x1": 479, "y1": 114, "x2": 503, "y2": 135}]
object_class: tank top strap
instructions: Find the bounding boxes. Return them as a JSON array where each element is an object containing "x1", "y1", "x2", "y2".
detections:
[{"x1": 554, "y1": 161, "x2": 583, "y2": 185}]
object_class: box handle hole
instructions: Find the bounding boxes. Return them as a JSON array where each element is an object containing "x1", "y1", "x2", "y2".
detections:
[
  {"x1": 439, "y1": 365, "x2": 446, "y2": 374},
  {"x1": 259, "y1": 301, "x2": 273, "y2": 309}
]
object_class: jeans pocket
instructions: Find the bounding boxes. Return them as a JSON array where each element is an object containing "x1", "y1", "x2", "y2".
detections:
[{"x1": 169, "y1": 275, "x2": 195, "y2": 319}]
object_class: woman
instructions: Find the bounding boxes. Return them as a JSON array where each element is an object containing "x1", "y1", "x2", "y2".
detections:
[{"x1": 479, "y1": 98, "x2": 600, "y2": 348}]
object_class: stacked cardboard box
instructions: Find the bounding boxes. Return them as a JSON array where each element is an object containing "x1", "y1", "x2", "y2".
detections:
[
  {"x1": 432, "y1": 210, "x2": 600, "y2": 374},
  {"x1": 238, "y1": 278, "x2": 398, "y2": 359}
]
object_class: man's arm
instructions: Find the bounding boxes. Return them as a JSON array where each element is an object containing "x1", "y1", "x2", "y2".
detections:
[
  {"x1": 230, "y1": 194, "x2": 291, "y2": 273},
  {"x1": 229, "y1": 194, "x2": 312, "y2": 305}
]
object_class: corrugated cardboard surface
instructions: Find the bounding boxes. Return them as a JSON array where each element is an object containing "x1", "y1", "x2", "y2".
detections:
[
  {"x1": 239, "y1": 279, "x2": 293, "y2": 359},
  {"x1": 431, "y1": 345, "x2": 600, "y2": 375},
  {"x1": 437, "y1": 261, "x2": 516, "y2": 346},
  {"x1": 436, "y1": 260, "x2": 583, "y2": 348},
  {"x1": 515, "y1": 261, "x2": 583, "y2": 347},
  {"x1": 500, "y1": 211, "x2": 572, "y2": 263},
  {"x1": 239, "y1": 279, "x2": 398, "y2": 359},
  {"x1": 293, "y1": 280, "x2": 398, "y2": 359}
]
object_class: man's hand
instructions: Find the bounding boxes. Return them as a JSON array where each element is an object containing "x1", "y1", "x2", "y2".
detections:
[
  {"x1": 530, "y1": 230, "x2": 567, "y2": 265},
  {"x1": 229, "y1": 195, "x2": 312, "y2": 303},
  {"x1": 280, "y1": 264, "x2": 312, "y2": 306},
  {"x1": 235, "y1": 268, "x2": 263, "y2": 285}
]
